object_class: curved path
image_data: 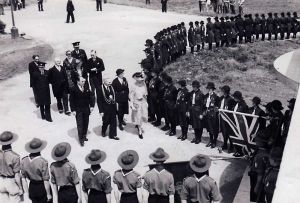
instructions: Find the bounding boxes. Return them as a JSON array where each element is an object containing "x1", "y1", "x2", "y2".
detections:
[{"x1": 0, "y1": 1, "x2": 246, "y2": 202}]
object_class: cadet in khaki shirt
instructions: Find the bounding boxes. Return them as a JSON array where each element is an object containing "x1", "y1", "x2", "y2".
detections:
[
  {"x1": 143, "y1": 148, "x2": 175, "y2": 203},
  {"x1": 113, "y1": 150, "x2": 142, "y2": 203},
  {"x1": 181, "y1": 154, "x2": 221, "y2": 203},
  {"x1": 50, "y1": 142, "x2": 81, "y2": 203},
  {"x1": 0, "y1": 131, "x2": 23, "y2": 203},
  {"x1": 21, "y1": 138, "x2": 52, "y2": 203},
  {"x1": 82, "y1": 149, "x2": 112, "y2": 203}
]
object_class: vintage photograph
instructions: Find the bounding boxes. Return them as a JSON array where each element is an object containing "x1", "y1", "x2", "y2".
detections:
[{"x1": 0, "y1": 0, "x2": 299, "y2": 202}]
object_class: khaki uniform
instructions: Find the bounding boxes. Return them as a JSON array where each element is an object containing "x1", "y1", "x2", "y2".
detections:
[{"x1": 0, "y1": 149, "x2": 21, "y2": 203}]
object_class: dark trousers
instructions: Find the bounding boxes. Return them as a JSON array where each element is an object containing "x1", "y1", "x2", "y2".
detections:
[
  {"x1": 32, "y1": 87, "x2": 38, "y2": 106},
  {"x1": 56, "y1": 92, "x2": 69, "y2": 113},
  {"x1": 199, "y1": 1, "x2": 202, "y2": 12},
  {"x1": 88, "y1": 189, "x2": 107, "y2": 203},
  {"x1": 38, "y1": 1, "x2": 43, "y2": 11},
  {"x1": 208, "y1": 43, "x2": 212, "y2": 50},
  {"x1": 102, "y1": 110, "x2": 117, "y2": 138},
  {"x1": 117, "y1": 102, "x2": 128, "y2": 125},
  {"x1": 21, "y1": 0, "x2": 25, "y2": 8},
  {"x1": 96, "y1": 0, "x2": 102, "y2": 11},
  {"x1": 274, "y1": 31, "x2": 278, "y2": 40},
  {"x1": 230, "y1": 5, "x2": 235, "y2": 14},
  {"x1": 178, "y1": 111, "x2": 188, "y2": 134},
  {"x1": 165, "y1": 105, "x2": 177, "y2": 133},
  {"x1": 58, "y1": 186, "x2": 78, "y2": 203},
  {"x1": 161, "y1": 2, "x2": 167, "y2": 12},
  {"x1": 150, "y1": 98, "x2": 161, "y2": 123},
  {"x1": 29, "y1": 181, "x2": 48, "y2": 203},
  {"x1": 190, "y1": 46, "x2": 194, "y2": 53},
  {"x1": 194, "y1": 128, "x2": 203, "y2": 141},
  {"x1": 66, "y1": 12, "x2": 75, "y2": 23},
  {"x1": 120, "y1": 192, "x2": 138, "y2": 203},
  {"x1": 146, "y1": 0, "x2": 150, "y2": 4},
  {"x1": 206, "y1": 115, "x2": 219, "y2": 144},
  {"x1": 40, "y1": 105, "x2": 51, "y2": 120},
  {"x1": 148, "y1": 194, "x2": 169, "y2": 203},
  {"x1": 220, "y1": 119, "x2": 233, "y2": 148},
  {"x1": 261, "y1": 31, "x2": 265, "y2": 41},
  {"x1": 268, "y1": 31, "x2": 272, "y2": 40},
  {"x1": 76, "y1": 110, "x2": 90, "y2": 141}
]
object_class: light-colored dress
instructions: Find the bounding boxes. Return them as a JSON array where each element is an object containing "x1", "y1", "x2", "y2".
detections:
[{"x1": 130, "y1": 82, "x2": 148, "y2": 126}]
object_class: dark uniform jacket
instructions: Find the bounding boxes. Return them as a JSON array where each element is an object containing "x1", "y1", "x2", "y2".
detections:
[
  {"x1": 206, "y1": 22, "x2": 215, "y2": 43},
  {"x1": 32, "y1": 69, "x2": 51, "y2": 105},
  {"x1": 111, "y1": 77, "x2": 129, "y2": 103},
  {"x1": 248, "y1": 106, "x2": 266, "y2": 131},
  {"x1": 213, "y1": 21, "x2": 221, "y2": 42},
  {"x1": 66, "y1": 1, "x2": 75, "y2": 12},
  {"x1": 70, "y1": 81, "x2": 95, "y2": 113},
  {"x1": 83, "y1": 57, "x2": 105, "y2": 80},
  {"x1": 176, "y1": 87, "x2": 189, "y2": 113},
  {"x1": 164, "y1": 85, "x2": 178, "y2": 110},
  {"x1": 148, "y1": 77, "x2": 161, "y2": 101},
  {"x1": 233, "y1": 100, "x2": 248, "y2": 113},
  {"x1": 266, "y1": 17, "x2": 274, "y2": 32},
  {"x1": 204, "y1": 92, "x2": 220, "y2": 118},
  {"x1": 219, "y1": 95, "x2": 236, "y2": 110},
  {"x1": 28, "y1": 61, "x2": 39, "y2": 88},
  {"x1": 48, "y1": 65, "x2": 67, "y2": 97},
  {"x1": 188, "y1": 90, "x2": 205, "y2": 129},
  {"x1": 188, "y1": 27, "x2": 196, "y2": 47},
  {"x1": 98, "y1": 84, "x2": 116, "y2": 114}
]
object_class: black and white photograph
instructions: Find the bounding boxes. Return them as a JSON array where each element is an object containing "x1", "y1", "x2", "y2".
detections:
[{"x1": 0, "y1": 0, "x2": 299, "y2": 202}]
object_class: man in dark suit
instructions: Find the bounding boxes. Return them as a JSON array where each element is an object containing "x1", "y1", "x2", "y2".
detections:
[
  {"x1": 161, "y1": 0, "x2": 168, "y2": 12},
  {"x1": 163, "y1": 76, "x2": 178, "y2": 136},
  {"x1": 219, "y1": 85, "x2": 236, "y2": 151},
  {"x1": 48, "y1": 58, "x2": 70, "y2": 114},
  {"x1": 176, "y1": 80, "x2": 189, "y2": 141},
  {"x1": 83, "y1": 50, "x2": 105, "y2": 96},
  {"x1": 66, "y1": 0, "x2": 75, "y2": 23},
  {"x1": 112, "y1": 69, "x2": 129, "y2": 131},
  {"x1": 37, "y1": 0, "x2": 43, "y2": 11},
  {"x1": 98, "y1": 77, "x2": 120, "y2": 140},
  {"x1": 70, "y1": 75, "x2": 95, "y2": 146},
  {"x1": 96, "y1": 0, "x2": 102, "y2": 11},
  {"x1": 188, "y1": 80, "x2": 205, "y2": 144},
  {"x1": 148, "y1": 69, "x2": 162, "y2": 127},
  {"x1": 32, "y1": 62, "x2": 52, "y2": 122},
  {"x1": 204, "y1": 82, "x2": 220, "y2": 149},
  {"x1": 71, "y1": 41, "x2": 88, "y2": 74},
  {"x1": 28, "y1": 55, "x2": 40, "y2": 107}
]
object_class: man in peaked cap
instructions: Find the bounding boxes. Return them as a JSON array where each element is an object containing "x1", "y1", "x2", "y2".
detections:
[
  {"x1": 82, "y1": 149, "x2": 112, "y2": 203},
  {"x1": 50, "y1": 142, "x2": 81, "y2": 203},
  {"x1": 0, "y1": 131, "x2": 23, "y2": 203},
  {"x1": 181, "y1": 154, "x2": 221, "y2": 203},
  {"x1": 71, "y1": 41, "x2": 88, "y2": 75},
  {"x1": 143, "y1": 148, "x2": 175, "y2": 203},
  {"x1": 113, "y1": 150, "x2": 142, "y2": 203},
  {"x1": 21, "y1": 138, "x2": 52, "y2": 202},
  {"x1": 204, "y1": 82, "x2": 220, "y2": 148}
]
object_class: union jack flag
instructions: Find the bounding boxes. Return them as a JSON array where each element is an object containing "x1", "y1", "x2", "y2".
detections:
[{"x1": 219, "y1": 109, "x2": 260, "y2": 153}]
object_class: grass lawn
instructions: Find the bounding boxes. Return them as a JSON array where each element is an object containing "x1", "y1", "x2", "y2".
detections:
[
  {"x1": 107, "y1": 0, "x2": 300, "y2": 16},
  {"x1": 0, "y1": 34, "x2": 53, "y2": 81},
  {"x1": 164, "y1": 38, "x2": 300, "y2": 107}
]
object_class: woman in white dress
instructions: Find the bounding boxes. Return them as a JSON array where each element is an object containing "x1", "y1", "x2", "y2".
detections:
[{"x1": 130, "y1": 72, "x2": 148, "y2": 139}]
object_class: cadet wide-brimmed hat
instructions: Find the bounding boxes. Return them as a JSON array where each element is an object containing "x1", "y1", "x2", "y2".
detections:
[
  {"x1": 0, "y1": 131, "x2": 18, "y2": 145},
  {"x1": 220, "y1": 85, "x2": 230, "y2": 94},
  {"x1": 25, "y1": 138, "x2": 47, "y2": 153},
  {"x1": 116, "y1": 69, "x2": 125, "y2": 76},
  {"x1": 189, "y1": 154, "x2": 211, "y2": 173},
  {"x1": 149, "y1": 148, "x2": 169, "y2": 162},
  {"x1": 189, "y1": 21, "x2": 193, "y2": 26},
  {"x1": 287, "y1": 12, "x2": 291, "y2": 16},
  {"x1": 51, "y1": 142, "x2": 71, "y2": 161},
  {"x1": 192, "y1": 80, "x2": 200, "y2": 88},
  {"x1": 271, "y1": 100, "x2": 283, "y2": 111},
  {"x1": 206, "y1": 82, "x2": 216, "y2": 90},
  {"x1": 252, "y1": 96, "x2": 261, "y2": 105},
  {"x1": 232, "y1": 91, "x2": 243, "y2": 100},
  {"x1": 117, "y1": 150, "x2": 139, "y2": 170},
  {"x1": 145, "y1": 39, "x2": 154, "y2": 47},
  {"x1": 177, "y1": 80, "x2": 187, "y2": 87},
  {"x1": 85, "y1": 149, "x2": 107, "y2": 165}
]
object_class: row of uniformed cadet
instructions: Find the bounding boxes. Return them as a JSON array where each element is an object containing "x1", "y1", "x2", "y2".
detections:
[{"x1": 0, "y1": 131, "x2": 221, "y2": 203}]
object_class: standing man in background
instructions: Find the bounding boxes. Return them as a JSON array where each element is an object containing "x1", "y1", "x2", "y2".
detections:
[
  {"x1": 96, "y1": 0, "x2": 102, "y2": 11},
  {"x1": 37, "y1": 0, "x2": 43, "y2": 11},
  {"x1": 28, "y1": 55, "x2": 40, "y2": 108},
  {"x1": 237, "y1": 0, "x2": 244, "y2": 15},
  {"x1": 66, "y1": 0, "x2": 75, "y2": 23},
  {"x1": 161, "y1": 0, "x2": 168, "y2": 13}
]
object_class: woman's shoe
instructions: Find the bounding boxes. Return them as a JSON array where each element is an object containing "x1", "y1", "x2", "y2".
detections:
[{"x1": 138, "y1": 133, "x2": 143, "y2": 139}]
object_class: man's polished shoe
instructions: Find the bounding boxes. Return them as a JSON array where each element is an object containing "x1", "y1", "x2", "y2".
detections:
[
  {"x1": 101, "y1": 131, "x2": 107, "y2": 137},
  {"x1": 168, "y1": 131, "x2": 176, "y2": 136},
  {"x1": 181, "y1": 136, "x2": 187, "y2": 141},
  {"x1": 195, "y1": 139, "x2": 201, "y2": 144},
  {"x1": 211, "y1": 143, "x2": 216, "y2": 148},
  {"x1": 110, "y1": 136, "x2": 120, "y2": 140},
  {"x1": 191, "y1": 138, "x2": 196, "y2": 143},
  {"x1": 119, "y1": 125, "x2": 124, "y2": 131},
  {"x1": 161, "y1": 125, "x2": 170, "y2": 131}
]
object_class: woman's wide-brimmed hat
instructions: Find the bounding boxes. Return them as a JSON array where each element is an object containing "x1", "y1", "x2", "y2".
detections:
[
  {"x1": 189, "y1": 154, "x2": 212, "y2": 173},
  {"x1": 132, "y1": 72, "x2": 144, "y2": 81},
  {"x1": 51, "y1": 142, "x2": 71, "y2": 161},
  {"x1": 85, "y1": 149, "x2": 107, "y2": 165},
  {"x1": 0, "y1": 131, "x2": 18, "y2": 145},
  {"x1": 116, "y1": 69, "x2": 125, "y2": 76},
  {"x1": 25, "y1": 138, "x2": 47, "y2": 153},
  {"x1": 149, "y1": 148, "x2": 169, "y2": 162},
  {"x1": 117, "y1": 150, "x2": 139, "y2": 170}
]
